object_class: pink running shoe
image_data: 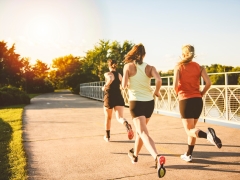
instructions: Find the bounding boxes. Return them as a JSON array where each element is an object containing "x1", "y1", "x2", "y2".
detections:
[
  {"x1": 155, "y1": 155, "x2": 166, "y2": 178},
  {"x1": 126, "y1": 124, "x2": 134, "y2": 140}
]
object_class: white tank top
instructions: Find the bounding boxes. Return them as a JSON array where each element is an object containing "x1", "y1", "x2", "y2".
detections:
[{"x1": 128, "y1": 62, "x2": 154, "y2": 101}]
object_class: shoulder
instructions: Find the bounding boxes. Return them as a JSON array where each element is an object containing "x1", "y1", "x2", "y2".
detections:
[
  {"x1": 146, "y1": 64, "x2": 154, "y2": 70},
  {"x1": 104, "y1": 72, "x2": 111, "y2": 75},
  {"x1": 174, "y1": 65, "x2": 180, "y2": 71},
  {"x1": 104, "y1": 72, "x2": 112, "y2": 77},
  {"x1": 191, "y1": 61, "x2": 201, "y2": 67},
  {"x1": 124, "y1": 62, "x2": 134, "y2": 69}
]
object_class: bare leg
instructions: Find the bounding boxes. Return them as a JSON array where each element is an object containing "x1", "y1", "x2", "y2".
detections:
[
  {"x1": 133, "y1": 116, "x2": 158, "y2": 160},
  {"x1": 134, "y1": 118, "x2": 150, "y2": 156},
  {"x1": 103, "y1": 106, "x2": 113, "y2": 130},
  {"x1": 114, "y1": 106, "x2": 126, "y2": 124},
  {"x1": 182, "y1": 118, "x2": 200, "y2": 145},
  {"x1": 181, "y1": 118, "x2": 201, "y2": 159},
  {"x1": 114, "y1": 106, "x2": 134, "y2": 140}
]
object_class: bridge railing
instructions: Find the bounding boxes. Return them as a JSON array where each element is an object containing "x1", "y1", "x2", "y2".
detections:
[{"x1": 80, "y1": 72, "x2": 240, "y2": 127}]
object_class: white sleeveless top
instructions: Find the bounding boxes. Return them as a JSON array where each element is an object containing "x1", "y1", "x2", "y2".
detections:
[{"x1": 128, "y1": 62, "x2": 153, "y2": 101}]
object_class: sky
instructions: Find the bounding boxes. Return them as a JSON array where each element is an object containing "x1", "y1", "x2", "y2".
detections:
[{"x1": 0, "y1": 0, "x2": 239, "y2": 72}]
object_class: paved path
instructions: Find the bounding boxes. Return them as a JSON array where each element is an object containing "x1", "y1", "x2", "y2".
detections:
[{"x1": 23, "y1": 90, "x2": 240, "y2": 180}]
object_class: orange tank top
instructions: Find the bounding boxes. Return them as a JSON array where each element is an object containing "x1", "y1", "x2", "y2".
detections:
[{"x1": 177, "y1": 62, "x2": 202, "y2": 100}]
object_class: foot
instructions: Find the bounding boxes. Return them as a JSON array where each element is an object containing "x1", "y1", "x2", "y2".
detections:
[
  {"x1": 103, "y1": 135, "x2": 110, "y2": 142},
  {"x1": 125, "y1": 123, "x2": 134, "y2": 140},
  {"x1": 155, "y1": 155, "x2": 166, "y2": 178},
  {"x1": 180, "y1": 153, "x2": 192, "y2": 162},
  {"x1": 128, "y1": 148, "x2": 138, "y2": 164},
  {"x1": 207, "y1": 127, "x2": 222, "y2": 148}
]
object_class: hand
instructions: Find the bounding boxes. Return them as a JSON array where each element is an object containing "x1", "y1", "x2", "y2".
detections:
[
  {"x1": 154, "y1": 91, "x2": 160, "y2": 97},
  {"x1": 102, "y1": 86, "x2": 105, "y2": 91}
]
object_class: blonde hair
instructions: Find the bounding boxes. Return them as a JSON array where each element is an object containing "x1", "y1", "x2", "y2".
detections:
[
  {"x1": 178, "y1": 44, "x2": 196, "y2": 65},
  {"x1": 123, "y1": 43, "x2": 146, "y2": 65}
]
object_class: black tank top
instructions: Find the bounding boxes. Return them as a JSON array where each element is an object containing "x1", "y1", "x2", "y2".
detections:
[{"x1": 105, "y1": 71, "x2": 121, "y2": 95}]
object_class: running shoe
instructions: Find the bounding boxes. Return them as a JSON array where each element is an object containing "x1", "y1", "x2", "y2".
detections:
[
  {"x1": 155, "y1": 155, "x2": 166, "y2": 178},
  {"x1": 180, "y1": 153, "x2": 192, "y2": 162},
  {"x1": 207, "y1": 127, "x2": 222, "y2": 149},
  {"x1": 103, "y1": 135, "x2": 110, "y2": 142},
  {"x1": 126, "y1": 123, "x2": 134, "y2": 140},
  {"x1": 128, "y1": 148, "x2": 138, "y2": 164}
]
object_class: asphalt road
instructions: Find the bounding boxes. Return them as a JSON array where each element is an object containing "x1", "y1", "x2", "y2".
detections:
[{"x1": 23, "y1": 90, "x2": 240, "y2": 180}]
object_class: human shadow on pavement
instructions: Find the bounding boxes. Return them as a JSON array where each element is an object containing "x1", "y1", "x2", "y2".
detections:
[
  {"x1": 155, "y1": 142, "x2": 240, "y2": 148},
  {"x1": 192, "y1": 151, "x2": 240, "y2": 158},
  {"x1": 110, "y1": 140, "x2": 135, "y2": 143},
  {"x1": 111, "y1": 152, "x2": 152, "y2": 157},
  {"x1": 192, "y1": 158, "x2": 240, "y2": 166},
  {"x1": 164, "y1": 164, "x2": 240, "y2": 174}
]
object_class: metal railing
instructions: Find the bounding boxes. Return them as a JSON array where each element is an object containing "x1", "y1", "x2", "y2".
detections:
[{"x1": 80, "y1": 72, "x2": 240, "y2": 127}]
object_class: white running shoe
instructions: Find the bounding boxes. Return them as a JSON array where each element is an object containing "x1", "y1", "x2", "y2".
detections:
[
  {"x1": 103, "y1": 136, "x2": 110, "y2": 142},
  {"x1": 180, "y1": 153, "x2": 192, "y2": 162},
  {"x1": 128, "y1": 148, "x2": 138, "y2": 164},
  {"x1": 207, "y1": 127, "x2": 222, "y2": 149}
]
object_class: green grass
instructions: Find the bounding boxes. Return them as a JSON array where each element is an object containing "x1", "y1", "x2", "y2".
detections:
[
  {"x1": 28, "y1": 94, "x2": 40, "y2": 99},
  {"x1": 0, "y1": 94, "x2": 40, "y2": 180}
]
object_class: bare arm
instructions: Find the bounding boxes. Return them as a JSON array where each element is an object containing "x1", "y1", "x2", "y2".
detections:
[
  {"x1": 200, "y1": 67, "x2": 211, "y2": 96},
  {"x1": 173, "y1": 66, "x2": 179, "y2": 94},
  {"x1": 122, "y1": 64, "x2": 129, "y2": 89},
  {"x1": 151, "y1": 66, "x2": 162, "y2": 97},
  {"x1": 102, "y1": 72, "x2": 114, "y2": 91},
  {"x1": 118, "y1": 73, "x2": 123, "y2": 89}
]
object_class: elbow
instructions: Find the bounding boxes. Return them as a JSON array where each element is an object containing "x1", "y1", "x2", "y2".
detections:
[
  {"x1": 122, "y1": 82, "x2": 127, "y2": 89},
  {"x1": 174, "y1": 87, "x2": 178, "y2": 94},
  {"x1": 156, "y1": 78, "x2": 162, "y2": 85},
  {"x1": 206, "y1": 81, "x2": 212, "y2": 88}
]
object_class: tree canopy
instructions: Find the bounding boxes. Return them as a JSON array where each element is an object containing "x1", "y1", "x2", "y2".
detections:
[{"x1": 0, "y1": 39, "x2": 239, "y2": 95}]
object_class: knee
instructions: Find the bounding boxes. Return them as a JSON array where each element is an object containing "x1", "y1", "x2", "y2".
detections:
[
  {"x1": 137, "y1": 130, "x2": 149, "y2": 138},
  {"x1": 195, "y1": 129, "x2": 200, "y2": 137},
  {"x1": 105, "y1": 116, "x2": 112, "y2": 121}
]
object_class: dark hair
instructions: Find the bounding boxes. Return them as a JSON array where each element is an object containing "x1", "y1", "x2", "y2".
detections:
[
  {"x1": 107, "y1": 59, "x2": 117, "y2": 69},
  {"x1": 123, "y1": 43, "x2": 146, "y2": 65}
]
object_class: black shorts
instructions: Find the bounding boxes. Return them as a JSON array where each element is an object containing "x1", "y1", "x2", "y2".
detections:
[
  {"x1": 129, "y1": 100, "x2": 154, "y2": 118},
  {"x1": 104, "y1": 94, "x2": 125, "y2": 109},
  {"x1": 179, "y1": 97, "x2": 203, "y2": 119}
]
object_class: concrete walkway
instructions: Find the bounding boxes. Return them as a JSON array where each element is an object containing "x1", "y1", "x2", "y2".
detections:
[{"x1": 23, "y1": 90, "x2": 240, "y2": 180}]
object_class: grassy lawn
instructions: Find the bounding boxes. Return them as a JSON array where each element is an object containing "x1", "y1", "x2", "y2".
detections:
[{"x1": 0, "y1": 94, "x2": 40, "y2": 180}]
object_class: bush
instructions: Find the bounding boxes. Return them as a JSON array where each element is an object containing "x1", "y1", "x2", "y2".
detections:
[
  {"x1": 0, "y1": 86, "x2": 30, "y2": 107},
  {"x1": 70, "y1": 84, "x2": 80, "y2": 95}
]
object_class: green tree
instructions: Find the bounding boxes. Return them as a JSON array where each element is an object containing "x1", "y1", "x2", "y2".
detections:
[
  {"x1": 205, "y1": 64, "x2": 239, "y2": 85},
  {"x1": 83, "y1": 40, "x2": 134, "y2": 80},
  {"x1": 108, "y1": 40, "x2": 134, "y2": 75},
  {"x1": 50, "y1": 54, "x2": 87, "y2": 92},
  {"x1": 0, "y1": 41, "x2": 24, "y2": 87}
]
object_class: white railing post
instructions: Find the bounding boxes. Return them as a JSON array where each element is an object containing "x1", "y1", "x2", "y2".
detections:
[
  {"x1": 168, "y1": 77, "x2": 171, "y2": 111},
  {"x1": 225, "y1": 73, "x2": 229, "y2": 121},
  {"x1": 200, "y1": 77, "x2": 206, "y2": 121}
]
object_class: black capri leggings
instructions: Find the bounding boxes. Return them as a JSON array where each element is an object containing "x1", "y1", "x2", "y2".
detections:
[
  {"x1": 179, "y1": 97, "x2": 203, "y2": 119},
  {"x1": 129, "y1": 100, "x2": 154, "y2": 118}
]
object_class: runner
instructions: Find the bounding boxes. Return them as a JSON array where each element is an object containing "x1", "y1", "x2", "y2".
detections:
[
  {"x1": 122, "y1": 44, "x2": 166, "y2": 178},
  {"x1": 173, "y1": 44, "x2": 222, "y2": 162},
  {"x1": 102, "y1": 59, "x2": 134, "y2": 142}
]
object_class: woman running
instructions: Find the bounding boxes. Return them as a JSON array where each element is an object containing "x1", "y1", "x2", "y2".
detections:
[
  {"x1": 122, "y1": 44, "x2": 166, "y2": 178},
  {"x1": 102, "y1": 59, "x2": 134, "y2": 142},
  {"x1": 173, "y1": 44, "x2": 222, "y2": 162}
]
